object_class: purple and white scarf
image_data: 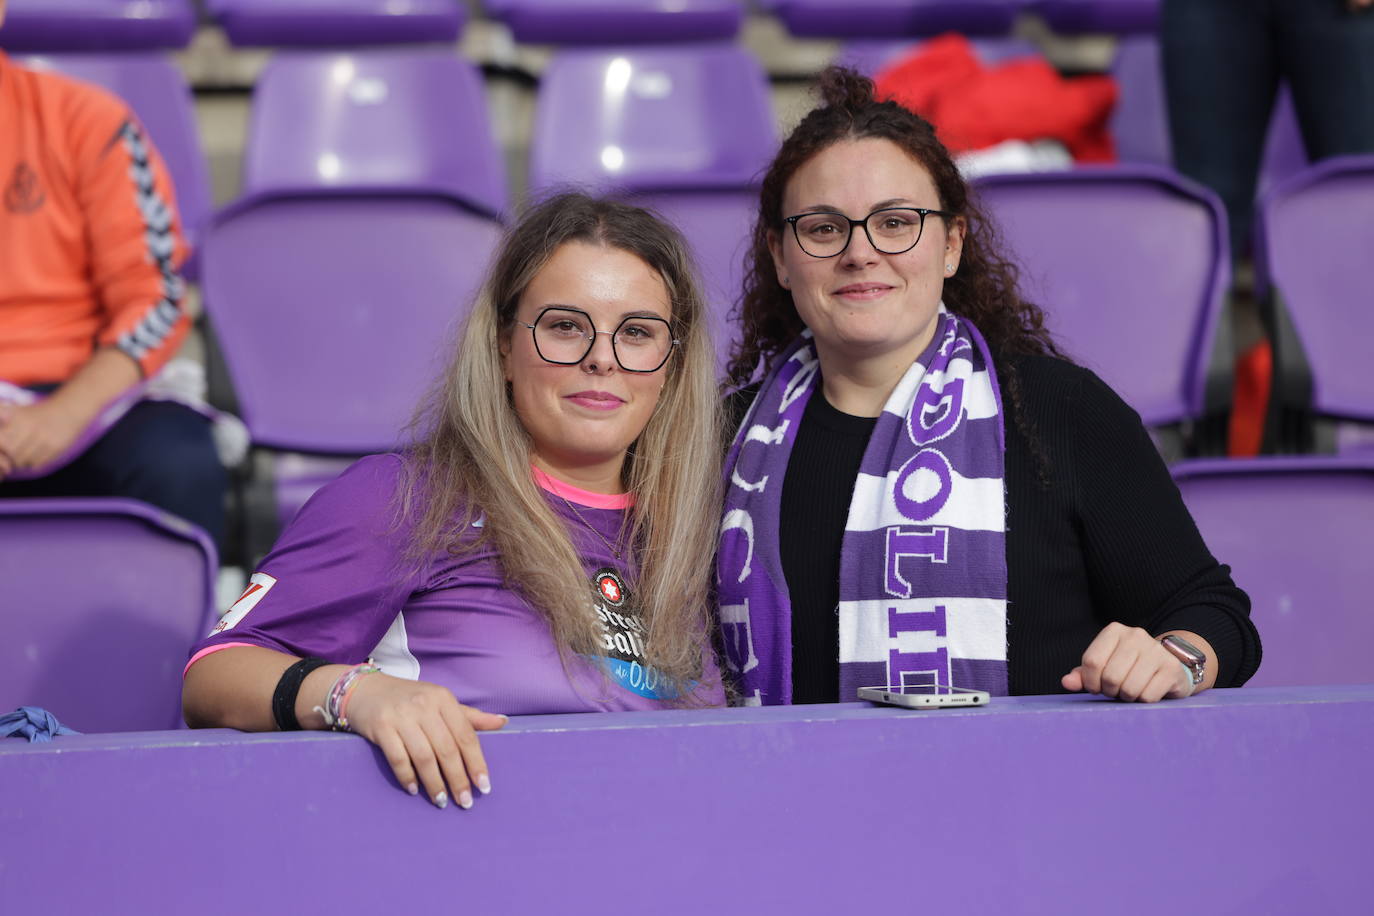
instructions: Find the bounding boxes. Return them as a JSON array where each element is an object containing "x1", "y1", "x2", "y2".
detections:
[{"x1": 717, "y1": 308, "x2": 1009, "y2": 705}]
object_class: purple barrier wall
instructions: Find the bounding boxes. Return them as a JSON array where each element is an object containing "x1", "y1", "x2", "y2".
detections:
[{"x1": 3, "y1": 687, "x2": 1371, "y2": 913}]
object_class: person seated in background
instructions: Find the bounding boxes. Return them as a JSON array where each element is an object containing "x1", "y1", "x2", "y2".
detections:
[
  {"x1": 0, "y1": 3, "x2": 226, "y2": 547},
  {"x1": 718, "y1": 68, "x2": 1261, "y2": 706},
  {"x1": 183, "y1": 193, "x2": 726, "y2": 810}
]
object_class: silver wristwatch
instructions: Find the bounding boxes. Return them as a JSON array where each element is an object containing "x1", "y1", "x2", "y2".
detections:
[{"x1": 1160, "y1": 634, "x2": 1206, "y2": 688}]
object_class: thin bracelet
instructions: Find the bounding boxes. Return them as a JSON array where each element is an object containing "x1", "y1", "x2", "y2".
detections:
[
  {"x1": 271, "y1": 656, "x2": 329, "y2": 731},
  {"x1": 314, "y1": 660, "x2": 381, "y2": 732}
]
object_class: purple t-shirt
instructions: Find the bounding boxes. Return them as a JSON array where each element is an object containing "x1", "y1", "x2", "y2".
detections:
[{"x1": 188, "y1": 455, "x2": 724, "y2": 715}]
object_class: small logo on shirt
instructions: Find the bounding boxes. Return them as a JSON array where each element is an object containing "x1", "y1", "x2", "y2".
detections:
[
  {"x1": 595, "y1": 568, "x2": 626, "y2": 607},
  {"x1": 3, "y1": 162, "x2": 45, "y2": 214},
  {"x1": 211, "y1": 572, "x2": 278, "y2": 634}
]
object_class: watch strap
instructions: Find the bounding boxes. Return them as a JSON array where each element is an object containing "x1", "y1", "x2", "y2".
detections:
[{"x1": 1160, "y1": 635, "x2": 1205, "y2": 687}]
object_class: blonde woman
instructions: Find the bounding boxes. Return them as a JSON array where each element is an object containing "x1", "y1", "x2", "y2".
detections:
[{"x1": 183, "y1": 193, "x2": 725, "y2": 810}]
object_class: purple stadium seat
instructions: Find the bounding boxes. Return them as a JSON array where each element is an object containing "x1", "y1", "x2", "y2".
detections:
[
  {"x1": 765, "y1": 0, "x2": 1019, "y2": 39},
  {"x1": 529, "y1": 45, "x2": 775, "y2": 372},
  {"x1": 1172, "y1": 456, "x2": 1374, "y2": 687},
  {"x1": 1111, "y1": 36, "x2": 1309, "y2": 195},
  {"x1": 0, "y1": 498, "x2": 216, "y2": 732},
  {"x1": 1254, "y1": 90, "x2": 1311, "y2": 197},
  {"x1": 17, "y1": 52, "x2": 212, "y2": 279},
  {"x1": 203, "y1": 215, "x2": 497, "y2": 452},
  {"x1": 210, "y1": 0, "x2": 465, "y2": 48},
  {"x1": 1255, "y1": 156, "x2": 1374, "y2": 448},
  {"x1": 206, "y1": 51, "x2": 504, "y2": 542},
  {"x1": 839, "y1": 36, "x2": 1040, "y2": 77},
  {"x1": 483, "y1": 0, "x2": 743, "y2": 44},
  {"x1": 529, "y1": 46, "x2": 772, "y2": 194},
  {"x1": 240, "y1": 50, "x2": 505, "y2": 217},
  {"x1": 1028, "y1": 0, "x2": 1158, "y2": 34},
  {"x1": 206, "y1": 197, "x2": 498, "y2": 531},
  {"x1": 1108, "y1": 36, "x2": 1169, "y2": 167},
  {"x1": 0, "y1": 0, "x2": 196, "y2": 52},
  {"x1": 974, "y1": 166, "x2": 1229, "y2": 430}
]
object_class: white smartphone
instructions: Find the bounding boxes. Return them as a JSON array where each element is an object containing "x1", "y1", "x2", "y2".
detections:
[{"x1": 858, "y1": 683, "x2": 990, "y2": 708}]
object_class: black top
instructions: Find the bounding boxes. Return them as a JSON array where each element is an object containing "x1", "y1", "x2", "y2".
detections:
[{"x1": 729, "y1": 354, "x2": 1261, "y2": 700}]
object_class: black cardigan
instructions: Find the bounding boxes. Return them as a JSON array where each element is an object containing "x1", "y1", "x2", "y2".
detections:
[{"x1": 727, "y1": 354, "x2": 1261, "y2": 700}]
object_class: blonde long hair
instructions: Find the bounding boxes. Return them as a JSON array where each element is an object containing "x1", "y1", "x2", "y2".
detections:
[{"x1": 399, "y1": 192, "x2": 723, "y2": 699}]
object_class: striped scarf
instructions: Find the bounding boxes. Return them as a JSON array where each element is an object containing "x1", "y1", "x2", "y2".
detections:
[{"x1": 717, "y1": 308, "x2": 1009, "y2": 705}]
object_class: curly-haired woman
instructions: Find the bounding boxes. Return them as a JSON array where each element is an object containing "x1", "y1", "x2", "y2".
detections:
[{"x1": 719, "y1": 68, "x2": 1260, "y2": 707}]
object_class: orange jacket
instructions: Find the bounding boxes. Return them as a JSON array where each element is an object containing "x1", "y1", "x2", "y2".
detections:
[{"x1": 0, "y1": 50, "x2": 190, "y2": 386}]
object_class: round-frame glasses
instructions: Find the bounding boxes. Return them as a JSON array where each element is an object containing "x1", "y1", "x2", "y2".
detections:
[
  {"x1": 782, "y1": 206, "x2": 956, "y2": 259},
  {"x1": 516, "y1": 306, "x2": 679, "y2": 373}
]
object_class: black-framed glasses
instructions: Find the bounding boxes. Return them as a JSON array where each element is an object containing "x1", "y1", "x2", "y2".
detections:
[
  {"x1": 782, "y1": 206, "x2": 955, "y2": 259},
  {"x1": 517, "y1": 306, "x2": 679, "y2": 373}
]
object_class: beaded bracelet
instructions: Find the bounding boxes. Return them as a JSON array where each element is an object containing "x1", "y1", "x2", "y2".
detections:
[{"x1": 313, "y1": 659, "x2": 381, "y2": 732}]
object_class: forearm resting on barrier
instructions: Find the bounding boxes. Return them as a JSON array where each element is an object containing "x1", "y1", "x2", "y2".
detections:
[{"x1": 183, "y1": 645, "x2": 505, "y2": 809}]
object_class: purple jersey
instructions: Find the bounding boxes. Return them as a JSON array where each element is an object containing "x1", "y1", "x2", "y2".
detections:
[{"x1": 188, "y1": 455, "x2": 724, "y2": 715}]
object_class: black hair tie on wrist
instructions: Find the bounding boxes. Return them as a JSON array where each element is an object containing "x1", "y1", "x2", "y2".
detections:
[{"x1": 272, "y1": 657, "x2": 330, "y2": 731}]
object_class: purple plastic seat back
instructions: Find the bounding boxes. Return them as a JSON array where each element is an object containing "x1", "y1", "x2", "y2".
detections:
[
  {"x1": 839, "y1": 36, "x2": 1040, "y2": 77},
  {"x1": 215, "y1": 49, "x2": 505, "y2": 537},
  {"x1": 974, "y1": 166, "x2": 1228, "y2": 427},
  {"x1": 530, "y1": 45, "x2": 775, "y2": 371},
  {"x1": 210, "y1": 0, "x2": 465, "y2": 47},
  {"x1": 530, "y1": 46, "x2": 774, "y2": 194},
  {"x1": 0, "y1": 0, "x2": 196, "y2": 52},
  {"x1": 1111, "y1": 35, "x2": 1309, "y2": 194},
  {"x1": 0, "y1": 498, "x2": 216, "y2": 732},
  {"x1": 1108, "y1": 36, "x2": 1170, "y2": 168},
  {"x1": 17, "y1": 52, "x2": 212, "y2": 276},
  {"x1": 1255, "y1": 156, "x2": 1374, "y2": 424},
  {"x1": 242, "y1": 50, "x2": 506, "y2": 218},
  {"x1": 203, "y1": 197, "x2": 499, "y2": 454},
  {"x1": 631, "y1": 190, "x2": 757, "y2": 371},
  {"x1": 765, "y1": 0, "x2": 1018, "y2": 39},
  {"x1": 1172, "y1": 456, "x2": 1374, "y2": 687},
  {"x1": 1255, "y1": 90, "x2": 1311, "y2": 197},
  {"x1": 483, "y1": 0, "x2": 743, "y2": 44},
  {"x1": 1028, "y1": 0, "x2": 1158, "y2": 34}
]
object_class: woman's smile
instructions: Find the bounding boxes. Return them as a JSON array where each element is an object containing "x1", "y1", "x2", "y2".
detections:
[
  {"x1": 564, "y1": 390, "x2": 626, "y2": 411},
  {"x1": 833, "y1": 281, "x2": 896, "y2": 302}
]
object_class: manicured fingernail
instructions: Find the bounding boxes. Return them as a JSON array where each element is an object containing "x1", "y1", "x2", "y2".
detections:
[
  {"x1": 476, "y1": 774, "x2": 492, "y2": 795},
  {"x1": 434, "y1": 791, "x2": 448, "y2": 809},
  {"x1": 459, "y1": 790, "x2": 474, "y2": 810},
  {"x1": 406, "y1": 783, "x2": 419, "y2": 796}
]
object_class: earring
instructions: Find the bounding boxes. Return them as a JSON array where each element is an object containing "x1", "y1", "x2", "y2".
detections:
[{"x1": 945, "y1": 263, "x2": 954, "y2": 272}]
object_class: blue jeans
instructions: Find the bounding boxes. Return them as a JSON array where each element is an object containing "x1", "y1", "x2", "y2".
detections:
[
  {"x1": 1162, "y1": 0, "x2": 1374, "y2": 256},
  {"x1": 0, "y1": 400, "x2": 227, "y2": 551}
]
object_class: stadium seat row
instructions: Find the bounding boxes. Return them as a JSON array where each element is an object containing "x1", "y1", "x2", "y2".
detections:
[
  {"x1": 2, "y1": 0, "x2": 1163, "y2": 52},
  {"x1": 16, "y1": 44, "x2": 1370, "y2": 482}
]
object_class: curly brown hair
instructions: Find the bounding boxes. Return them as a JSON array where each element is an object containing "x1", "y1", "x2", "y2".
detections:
[{"x1": 727, "y1": 66, "x2": 1065, "y2": 389}]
